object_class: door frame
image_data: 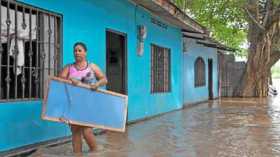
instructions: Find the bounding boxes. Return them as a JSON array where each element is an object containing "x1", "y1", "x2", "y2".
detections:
[
  {"x1": 105, "y1": 28, "x2": 128, "y2": 95},
  {"x1": 208, "y1": 59, "x2": 213, "y2": 100}
]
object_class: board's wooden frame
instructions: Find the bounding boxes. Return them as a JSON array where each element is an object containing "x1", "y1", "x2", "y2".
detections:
[{"x1": 42, "y1": 76, "x2": 128, "y2": 132}]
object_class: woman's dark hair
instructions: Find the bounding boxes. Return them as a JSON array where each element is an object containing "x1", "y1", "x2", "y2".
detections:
[{"x1": 74, "y1": 42, "x2": 87, "y2": 52}]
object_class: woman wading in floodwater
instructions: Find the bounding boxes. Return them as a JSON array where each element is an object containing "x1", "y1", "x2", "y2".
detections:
[{"x1": 59, "y1": 42, "x2": 107, "y2": 153}]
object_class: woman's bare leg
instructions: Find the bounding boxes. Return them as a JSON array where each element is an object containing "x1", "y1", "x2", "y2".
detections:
[
  {"x1": 82, "y1": 127, "x2": 97, "y2": 151},
  {"x1": 70, "y1": 124, "x2": 83, "y2": 153}
]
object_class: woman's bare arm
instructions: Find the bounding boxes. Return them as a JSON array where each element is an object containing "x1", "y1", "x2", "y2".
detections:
[
  {"x1": 59, "y1": 66, "x2": 69, "y2": 79},
  {"x1": 90, "y1": 64, "x2": 108, "y2": 87},
  {"x1": 59, "y1": 65, "x2": 81, "y2": 85}
]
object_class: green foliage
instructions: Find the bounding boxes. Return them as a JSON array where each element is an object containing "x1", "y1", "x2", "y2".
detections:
[
  {"x1": 172, "y1": 0, "x2": 248, "y2": 57},
  {"x1": 272, "y1": 65, "x2": 280, "y2": 78},
  {"x1": 273, "y1": 0, "x2": 280, "y2": 5}
]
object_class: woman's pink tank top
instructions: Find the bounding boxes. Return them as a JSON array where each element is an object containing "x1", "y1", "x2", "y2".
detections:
[{"x1": 68, "y1": 63, "x2": 97, "y2": 84}]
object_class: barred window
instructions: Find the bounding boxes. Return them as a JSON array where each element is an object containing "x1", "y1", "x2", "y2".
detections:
[
  {"x1": 0, "y1": 1, "x2": 62, "y2": 101},
  {"x1": 151, "y1": 44, "x2": 171, "y2": 93},
  {"x1": 194, "y1": 57, "x2": 205, "y2": 87}
]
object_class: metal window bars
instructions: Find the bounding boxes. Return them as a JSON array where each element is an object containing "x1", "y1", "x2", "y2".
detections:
[
  {"x1": 151, "y1": 44, "x2": 171, "y2": 93},
  {"x1": 0, "y1": 0, "x2": 62, "y2": 101}
]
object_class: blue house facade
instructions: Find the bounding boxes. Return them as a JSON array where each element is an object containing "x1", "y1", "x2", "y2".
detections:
[
  {"x1": 183, "y1": 38, "x2": 219, "y2": 104},
  {"x1": 0, "y1": 0, "x2": 222, "y2": 153}
]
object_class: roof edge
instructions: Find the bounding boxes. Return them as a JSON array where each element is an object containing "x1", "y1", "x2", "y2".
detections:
[{"x1": 152, "y1": 0, "x2": 206, "y2": 33}]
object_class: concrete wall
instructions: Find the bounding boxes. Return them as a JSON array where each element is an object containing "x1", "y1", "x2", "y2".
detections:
[{"x1": 219, "y1": 54, "x2": 246, "y2": 97}]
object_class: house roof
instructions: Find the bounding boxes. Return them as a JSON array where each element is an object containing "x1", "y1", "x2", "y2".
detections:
[
  {"x1": 183, "y1": 30, "x2": 235, "y2": 51},
  {"x1": 131, "y1": 0, "x2": 206, "y2": 33}
]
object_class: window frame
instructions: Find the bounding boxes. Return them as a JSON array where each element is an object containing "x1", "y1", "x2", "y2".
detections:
[
  {"x1": 194, "y1": 57, "x2": 206, "y2": 87},
  {"x1": 151, "y1": 44, "x2": 171, "y2": 93},
  {"x1": 0, "y1": 0, "x2": 63, "y2": 102}
]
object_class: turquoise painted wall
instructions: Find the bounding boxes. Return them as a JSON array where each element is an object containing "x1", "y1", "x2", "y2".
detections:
[
  {"x1": 183, "y1": 38, "x2": 219, "y2": 104},
  {"x1": 0, "y1": 0, "x2": 183, "y2": 152},
  {"x1": 0, "y1": 101, "x2": 69, "y2": 152},
  {"x1": 127, "y1": 5, "x2": 183, "y2": 121}
]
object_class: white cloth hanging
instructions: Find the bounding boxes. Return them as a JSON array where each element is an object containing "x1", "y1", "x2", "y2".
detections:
[
  {"x1": 9, "y1": 39, "x2": 24, "y2": 75},
  {"x1": 0, "y1": 5, "x2": 37, "y2": 75}
]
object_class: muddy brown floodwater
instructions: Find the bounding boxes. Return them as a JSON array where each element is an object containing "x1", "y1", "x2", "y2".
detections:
[{"x1": 29, "y1": 96, "x2": 280, "y2": 157}]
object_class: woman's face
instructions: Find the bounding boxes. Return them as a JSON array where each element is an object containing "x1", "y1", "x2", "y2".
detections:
[{"x1": 74, "y1": 45, "x2": 86, "y2": 62}]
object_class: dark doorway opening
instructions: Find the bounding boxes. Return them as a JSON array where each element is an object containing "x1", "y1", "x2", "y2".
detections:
[
  {"x1": 208, "y1": 59, "x2": 213, "y2": 100},
  {"x1": 106, "y1": 30, "x2": 127, "y2": 95}
]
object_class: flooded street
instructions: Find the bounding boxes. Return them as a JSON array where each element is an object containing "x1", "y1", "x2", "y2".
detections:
[{"x1": 28, "y1": 96, "x2": 280, "y2": 157}]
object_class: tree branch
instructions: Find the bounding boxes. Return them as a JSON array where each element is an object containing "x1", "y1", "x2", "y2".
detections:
[
  {"x1": 265, "y1": 7, "x2": 280, "y2": 29},
  {"x1": 263, "y1": 0, "x2": 273, "y2": 26},
  {"x1": 244, "y1": 7, "x2": 265, "y2": 31}
]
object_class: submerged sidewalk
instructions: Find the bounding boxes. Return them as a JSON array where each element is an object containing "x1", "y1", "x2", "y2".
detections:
[{"x1": 29, "y1": 97, "x2": 280, "y2": 157}]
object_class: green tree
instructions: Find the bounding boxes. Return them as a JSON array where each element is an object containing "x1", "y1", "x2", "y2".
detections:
[{"x1": 172, "y1": 0, "x2": 248, "y2": 56}]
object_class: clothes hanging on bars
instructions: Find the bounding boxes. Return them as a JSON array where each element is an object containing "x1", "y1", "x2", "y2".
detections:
[
  {"x1": 9, "y1": 39, "x2": 24, "y2": 75},
  {"x1": 0, "y1": 5, "x2": 36, "y2": 75}
]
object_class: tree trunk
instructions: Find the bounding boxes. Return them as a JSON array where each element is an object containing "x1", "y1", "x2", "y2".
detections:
[
  {"x1": 234, "y1": 28, "x2": 280, "y2": 97},
  {"x1": 269, "y1": 70, "x2": 272, "y2": 85},
  {"x1": 233, "y1": 0, "x2": 280, "y2": 97},
  {"x1": 235, "y1": 3, "x2": 270, "y2": 97},
  {"x1": 235, "y1": 42, "x2": 270, "y2": 97}
]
